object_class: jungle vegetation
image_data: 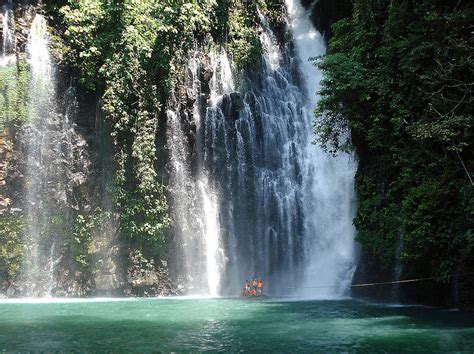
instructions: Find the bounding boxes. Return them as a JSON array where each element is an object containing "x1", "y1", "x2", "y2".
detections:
[{"x1": 315, "y1": 0, "x2": 474, "y2": 281}]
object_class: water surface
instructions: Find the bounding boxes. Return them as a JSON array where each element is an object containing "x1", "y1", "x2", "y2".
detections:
[{"x1": 0, "y1": 298, "x2": 473, "y2": 351}]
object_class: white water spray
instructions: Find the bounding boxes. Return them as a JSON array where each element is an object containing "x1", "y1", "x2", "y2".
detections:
[
  {"x1": 168, "y1": 5, "x2": 357, "y2": 297},
  {"x1": 47, "y1": 241, "x2": 56, "y2": 296},
  {"x1": 209, "y1": 48, "x2": 234, "y2": 104},
  {"x1": 1, "y1": 7, "x2": 16, "y2": 67},
  {"x1": 199, "y1": 180, "x2": 223, "y2": 297},
  {"x1": 167, "y1": 49, "x2": 232, "y2": 296},
  {"x1": 27, "y1": 14, "x2": 54, "y2": 100},
  {"x1": 285, "y1": 0, "x2": 357, "y2": 298},
  {"x1": 23, "y1": 14, "x2": 57, "y2": 296}
]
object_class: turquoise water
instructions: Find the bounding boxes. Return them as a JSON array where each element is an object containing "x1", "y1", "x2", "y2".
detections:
[{"x1": 0, "y1": 297, "x2": 473, "y2": 351}]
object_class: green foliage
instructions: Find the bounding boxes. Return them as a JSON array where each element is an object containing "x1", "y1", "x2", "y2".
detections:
[
  {"x1": 60, "y1": 0, "x2": 218, "y2": 246},
  {"x1": 226, "y1": 1, "x2": 262, "y2": 69},
  {"x1": 209, "y1": 0, "x2": 285, "y2": 69},
  {"x1": 0, "y1": 215, "x2": 25, "y2": 281},
  {"x1": 60, "y1": 0, "x2": 109, "y2": 90},
  {"x1": 353, "y1": 169, "x2": 401, "y2": 264},
  {"x1": 44, "y1": 0, "x2": 68, "y2": 17},
  {"x1": 60, "y1": 1, "x2": 212, "y2": 90},
  {"x1": 70, "y1": 209, "x2": 110, "y2": 267},
  {"x1": 0, "y1": 60, "x2": 30, "y2": 129},
  {"x1": 258, "y1": 0, "x2": 286, "y2": 27},
  {"x1": 55, "y1": 208, "x2": 112, "y2": 291},
  {"x1": 58, "y1": 0, "x2": 287, "y2": 250},
  {"x1": 315, "y1": 0, "x2": 474, "y2": 278}
]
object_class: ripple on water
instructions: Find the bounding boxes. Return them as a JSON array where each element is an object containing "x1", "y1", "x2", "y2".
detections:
[{"x1": 0, "y1": 298, "x2": 473, "y2": 351}]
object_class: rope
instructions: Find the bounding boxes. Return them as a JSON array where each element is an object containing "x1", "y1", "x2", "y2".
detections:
[{"x1": 287, "y1": 271, "x2": 474, "y2": 289}]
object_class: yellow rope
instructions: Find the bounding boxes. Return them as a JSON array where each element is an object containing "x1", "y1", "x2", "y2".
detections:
[{"x1": 287, "y1": 272, "x2": 474, "y2": 289}]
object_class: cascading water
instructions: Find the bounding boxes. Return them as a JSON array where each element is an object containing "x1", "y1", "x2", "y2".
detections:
[
  {"x1": 167, "y1": 49, "x2": 234, "y2": 296},
  {"x1": 285, "y1": 0, "x2": 358, "y2": 297},
  {"x1": 199, "y1": 179, "x2": 222, "y2": 296},
  {"x1": 1, "y1": 6, "x2": 16, "y2": 67},
  {"x1": 168, "y1": 2, "x2": 357, "y2": 297},
  {"x1": 23, "y1": 14, "x2": 58, "y2": 296},
  {"x1": 391, "y1": 231, "x2": 404, "y2": 300},
  {"x1": 166, "y1": 111, "x2": 224, "y2": 296},
  {"x1": 1, "y1": 10, "x2": 115, "y2": 297},
  {"x1": 199, "y1": 49, "x2": 234, "y2": 296},
  {"x1": 21, "y1": 14, "x2": 83, "y2": 297},
  {"x1": 92, "y1": 101, "x2": 124, "y2": 295}
]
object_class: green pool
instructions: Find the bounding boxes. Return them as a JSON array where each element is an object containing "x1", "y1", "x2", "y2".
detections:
[{"x1": 0, "y1": 297, "x2": 473, "y2": 351}]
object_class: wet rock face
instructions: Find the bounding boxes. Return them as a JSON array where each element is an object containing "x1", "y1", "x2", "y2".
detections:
[
  {"x1": 1, "y1": 2, "x2": 38, "y2": 54},
  {"x1": 166, "y1": 49, "x2": 214, "y2": 174},
  {"x1": 351, "y1": 245, "x2": 469, "y2": 308},
  {"x1": 458, "y1": 261, "x2": 474, "y2": 311},
  {"x1": 0, "y1": 133, "x2": 15, "y2": 215},
  {"x1": 200, "y1": 64, "x2": 213, "y2": 96},
  {"x1": 12, "y1": 118, "x2": 94, "y2": 297},
  {"x1": 221, "y1": 92, "x2": 242, "y2": 123},
  {"x1": 18, "y1": 118, "x2": 91, "y2": 212},
  {"x1": 351, "y1": 251, "x2": 399, "y2": 301},
  {"x1": 126, "y1": 251, "x2": 185, "y2": 297},
  {"x1": 1, "y1": 4, "x2": 126, "y2": 299},
  {"x1": 301, "y1": 0, "x2": 352, "y2": 42},
  {"x1": 0, "y1": 107, "x2": 98, "y2": 298}
]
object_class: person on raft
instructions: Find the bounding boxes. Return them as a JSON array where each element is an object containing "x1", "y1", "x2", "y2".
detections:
[
  {"x1": 252, "y1": 278, "x2": 258, "y2": 289},
  {"x1": 242, "y1": 278, "x2": 263, "y2": 296},
  {"x1": 257, "y1": 278, "x2": 263, "y2": 294},
  {"x1": 243, "y1": 280, "x2": 251, "y2": 295}
]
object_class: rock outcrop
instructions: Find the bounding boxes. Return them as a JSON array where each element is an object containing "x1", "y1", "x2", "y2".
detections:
[{"x1": 126, "y1": 250, "x2": 185, "y2": 297}]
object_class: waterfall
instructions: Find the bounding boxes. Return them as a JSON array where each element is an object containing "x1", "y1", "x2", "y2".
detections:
[
  {"x1": 1, "y1": 6, "x2": 16, "y2": 67},
  {"x1": 47, "y1": 240, "x2": 56, "y2": 296},
  {"x1": 1, "y1": 6, "x2": 16, "y2": 131},
  {"x1": 23, "y1": 14, "x2": 57, "y2": 296},
  {"x1": 22, "y1": 14, "x2": 84, "y2": 297},
  {"x1": 26, "y1": 15, "x2": 54, "y2": 107},
  {"x1": 92, "y1": 100, "x2": 124, "y2": 295},
  {"x1": 391, "y1": 231, "x2": 404, "y2": 301},
  {"x1": 167, "y1": 49, "x2": 234, "y2": 296},
  {"x1": 168, "y1": 3, "x2": 357, "y2": 297},
  {"x1": 199, "y1": 179, "x2": 222, "y2": 297},
  {"x1": 285, "y1": 0, "x2": 358, "y2": 297},
  {"x1": 166, "y1": 107, "x2": 224, "y2": 296}
]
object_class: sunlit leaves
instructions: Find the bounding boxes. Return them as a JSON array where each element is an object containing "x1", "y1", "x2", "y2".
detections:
[
  {"x1": 315, "y1": 0, "x2": 474, "y2": 279},
  {"x1": 60, "y1": 0, "x2": 217, "y2": 245}
]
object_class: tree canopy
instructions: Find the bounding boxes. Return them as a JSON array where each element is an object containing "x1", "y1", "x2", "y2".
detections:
[{"x1": 315, "y1": 0, "x2": 474, "y2": 280}]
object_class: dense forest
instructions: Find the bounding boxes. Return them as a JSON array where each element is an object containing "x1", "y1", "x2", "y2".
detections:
[
  {"x1": 315, "y1": 0, "x2": 473, "y2": 306},
  {"x1": 0, "y1": 0, "x2": 472, "y2": 308},
  {"x1": 0, "y1": 0, "x2": 290, "y2": 297}
]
